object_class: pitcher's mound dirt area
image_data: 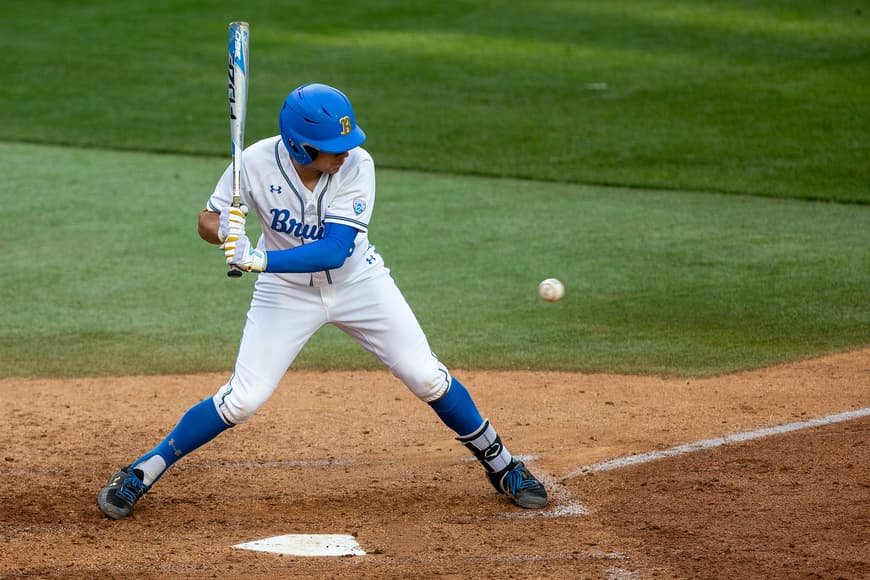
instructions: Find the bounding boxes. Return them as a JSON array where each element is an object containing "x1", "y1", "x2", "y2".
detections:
[{"x1": 1, "y1": 349, "x2": 868, "y2": 579}]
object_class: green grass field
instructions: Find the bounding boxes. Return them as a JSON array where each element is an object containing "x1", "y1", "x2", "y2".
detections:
[
  {"x1": 1, "y1": 1, "x2": 867, "y2": 378},
  {"x1": 4, "y1": 1, "x2": 868, "y2": 202}
]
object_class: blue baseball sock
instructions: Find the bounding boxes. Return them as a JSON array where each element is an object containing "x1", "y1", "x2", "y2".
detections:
[
  {"x1": 429, "y1": 378, "x2": 484, "y2": 437},
  {"x1": 132, "y1": 397, "x2": 232, "y2": 486}
]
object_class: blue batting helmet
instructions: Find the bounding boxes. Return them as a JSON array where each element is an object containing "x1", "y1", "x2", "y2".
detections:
[{"x1": 279, "y1": 83, "x2": 366, "y2": 165}]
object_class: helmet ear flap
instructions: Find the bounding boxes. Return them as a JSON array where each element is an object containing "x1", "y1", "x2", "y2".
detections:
[
  {"x1": 280, "y1": 100, "x2": 312, "y2": 164},
  {"x1": 281, "y1": 139, "x2": 319, "y2": 165},
  {"x1": 303, "y1": 145, "x2": 319, "y2": 162},
  {"x1": 282, "y1": 133, "x2": 314, "y2": 165}
]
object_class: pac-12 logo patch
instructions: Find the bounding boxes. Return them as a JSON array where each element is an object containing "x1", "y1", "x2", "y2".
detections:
[{"x1": 353, "y1": 198, "x2": 366, "y2": 216}]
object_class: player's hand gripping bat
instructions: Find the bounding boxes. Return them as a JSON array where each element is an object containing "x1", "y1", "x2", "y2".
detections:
[{"x1": 226, "y1": 21, "x2": 249, "y2": 278}]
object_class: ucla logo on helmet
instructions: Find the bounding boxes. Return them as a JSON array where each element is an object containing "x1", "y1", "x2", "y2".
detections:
[{"x1": 353, "y1": 198, "x2": 366, "y2": 216}]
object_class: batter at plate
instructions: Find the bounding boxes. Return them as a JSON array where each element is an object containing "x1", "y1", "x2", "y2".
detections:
[{"x1": 97, "y1": 83, "x2": 548, "y2": 519}]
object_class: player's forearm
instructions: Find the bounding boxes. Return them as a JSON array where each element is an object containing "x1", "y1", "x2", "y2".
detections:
[
  {"x1": 198, "y1": 210, "x2": 222, "y2": 245},
  {"x1": 264, "y1": 222, "x2": 358, "y2": 273},
  {"x1": 265, "y1": 237, "x2": 349, "y2": 273}
]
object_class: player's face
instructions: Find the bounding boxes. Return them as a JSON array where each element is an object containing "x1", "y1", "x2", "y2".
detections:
[{"x1": 311, "y1": 150, "x2": 349, "y2": 174}]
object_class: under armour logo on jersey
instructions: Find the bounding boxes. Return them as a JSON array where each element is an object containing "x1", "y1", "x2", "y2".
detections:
[
  {"x1": 366, "y1": 255, "x2": 376, "y2": 264},
  {"x1": 269, "y1": 208, "x2": 324, "y2": 240},
  {"x1": 269, "y1": 185, "x2": 283, "y2": 194}
]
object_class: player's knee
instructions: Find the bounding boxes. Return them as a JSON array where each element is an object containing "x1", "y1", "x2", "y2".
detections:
[
  {"x1": 391, "y1": 356, "x2": 451, "y2": 403},
  {"x1": 212, "y1": 382, "x2": 266, "y2": 424}
]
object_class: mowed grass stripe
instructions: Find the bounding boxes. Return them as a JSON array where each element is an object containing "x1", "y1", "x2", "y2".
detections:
[{"x1": 1, "y1": 142, "x2": 867, "y2": 378}]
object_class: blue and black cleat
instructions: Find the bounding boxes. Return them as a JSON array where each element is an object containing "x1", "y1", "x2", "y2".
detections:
[
  {"x1": 97, "y1": 465, "x2": 149, "y2": 519},
  {"x1": 490, "y1": 459, "x2": 549, "y2": 509}
]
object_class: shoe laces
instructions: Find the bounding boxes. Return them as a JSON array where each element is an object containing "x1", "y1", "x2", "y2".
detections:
[
  {"x1": 504, "y1": 464, "x2": 540, "y2": 496},
  {"x1": 117, "y1": 470, "x2": 147, "y2": 503}
]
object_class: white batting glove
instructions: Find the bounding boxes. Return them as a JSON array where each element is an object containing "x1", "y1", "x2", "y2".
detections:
[
  {"x1": 218, "y1": 204, "x2": 248, "y2": 243},
  {"x1": 221, "y1": 233, "x2": 267, "y2": 273}
]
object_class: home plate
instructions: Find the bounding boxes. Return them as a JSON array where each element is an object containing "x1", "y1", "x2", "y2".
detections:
[{"x1": 233, "y1": 534, "x2": 365, "y2": 557}]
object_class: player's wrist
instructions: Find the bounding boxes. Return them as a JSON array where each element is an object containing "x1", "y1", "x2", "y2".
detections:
[{"x1": 248, "y1": 249, "x2": 267, "y2": 272}]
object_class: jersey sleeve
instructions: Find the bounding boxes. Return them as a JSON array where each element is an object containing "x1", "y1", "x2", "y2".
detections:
[
  {"x1": 323, "y1": 157, "x2": 375, "y2": 233},
  {"x1": 206, "y1": 162, "x2": 253, "y2": 212}
]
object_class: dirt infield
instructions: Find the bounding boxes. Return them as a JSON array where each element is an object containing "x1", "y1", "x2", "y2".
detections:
[{"x1": 1, "y1": 349, "x2": 868, "y2": 579}]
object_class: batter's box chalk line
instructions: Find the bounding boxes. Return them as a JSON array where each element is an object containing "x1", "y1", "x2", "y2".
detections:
[
  {"x1": 233, "y1": 534, "x2": 365, "y2": 557},
  {"x1": 180, "y1": 457, "x2": 355, "y2": 471},
  {"x1": 561, "y1": 407, "x2": 870, "y2": 481},
  {"x1": 484, "y1": 550, "x2": 628, "y2": 563}
]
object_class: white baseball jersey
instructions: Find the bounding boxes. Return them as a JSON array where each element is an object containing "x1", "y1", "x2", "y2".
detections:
[
  {"x1": 207, "y1": 135, "x2": 384, "y2": 286},
  {"x1": 205, "y1": 136, "x2": 451, "y2": 425}
]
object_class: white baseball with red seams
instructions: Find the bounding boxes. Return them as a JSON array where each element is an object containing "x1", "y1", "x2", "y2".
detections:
[{"x1": 538, "y1": 278, "x2": 565, "y2": 302}]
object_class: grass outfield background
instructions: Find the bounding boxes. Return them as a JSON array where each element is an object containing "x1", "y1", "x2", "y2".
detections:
[
  {"x1": 1, "y1": 1, "x2": 868, "y2": 378},
  {"x1": 4, "y1": 0, "x2": 868, "y2": 202}
]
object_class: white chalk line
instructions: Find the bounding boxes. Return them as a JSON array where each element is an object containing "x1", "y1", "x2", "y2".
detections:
[
  {"x1": 562, "y1": 407, "x2": 870, "y2": 481},
  {"x1": 482, "y1": 550, "x2": 627, "y2": 562},
  {"x1": 503, "y1": 407, "x2": 870, "y2": 522},
  {"x1": 178, "y1": 458, "x2": 354, "y2": 470}
]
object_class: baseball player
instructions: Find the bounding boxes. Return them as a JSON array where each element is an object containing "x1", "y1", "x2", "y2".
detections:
[{"x1": 97, "y1": 83, "x2": 547, "y2": 519}]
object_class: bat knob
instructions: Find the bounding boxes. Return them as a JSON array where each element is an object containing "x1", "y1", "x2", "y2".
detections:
[{"x1": 227, "y1": 269, "x2": 243, "y2": 278}]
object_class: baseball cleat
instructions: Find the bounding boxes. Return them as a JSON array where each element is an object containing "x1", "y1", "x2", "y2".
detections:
[
  {"x1": 97, "y1": 465, "x2": 149, "y2": 519},
  {"x1": 491, "y1": 459, "x2": 549, "y2": 509}
]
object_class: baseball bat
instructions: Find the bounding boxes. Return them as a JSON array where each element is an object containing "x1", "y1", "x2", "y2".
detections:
[{"x1": 227, "y1": 21, "x2": 249, "y2": 278}]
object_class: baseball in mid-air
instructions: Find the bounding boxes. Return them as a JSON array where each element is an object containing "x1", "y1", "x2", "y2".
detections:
[{"x1": 538, "y1": 278, "x2": 565, "y2": 302}]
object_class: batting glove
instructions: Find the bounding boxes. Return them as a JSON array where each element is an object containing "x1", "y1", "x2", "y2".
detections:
[
  {"x1": 222, "y1": 233, "x2": 267, "y2": 273},
  {"x1": 218, "y1": 204, "x2": 249, "y2": 243}
]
